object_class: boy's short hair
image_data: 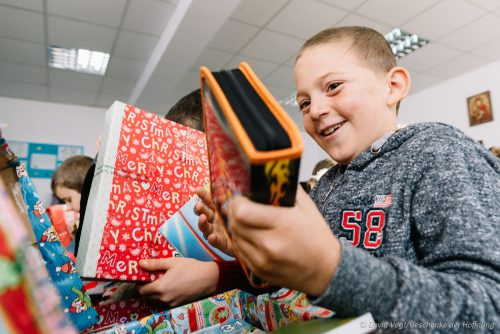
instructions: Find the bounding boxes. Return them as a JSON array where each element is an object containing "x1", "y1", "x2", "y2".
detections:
[
  {"x1": 165, "y1": 89, "x2": 204, "y2": 131},
  {"x1": 298, "y1": 26, "x2": 401, "y2": 111},
  {"x1": 51, "y1": 155, "x2": 93, "y2": 194},
  {"x1": 298, "y1": 26, "x2": 396, "y2": 75}
]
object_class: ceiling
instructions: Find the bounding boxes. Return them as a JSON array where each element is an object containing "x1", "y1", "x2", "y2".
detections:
[{"x1": 2, "y1": 0, "x2": 500, "y2": 125}]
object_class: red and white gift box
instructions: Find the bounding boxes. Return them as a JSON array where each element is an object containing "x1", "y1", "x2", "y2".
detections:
[{"x1": 77, "y1": 101, "x2": 209, "y2": 282}]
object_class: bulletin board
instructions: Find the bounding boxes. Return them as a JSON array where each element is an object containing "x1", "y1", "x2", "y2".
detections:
[{"x1": 7, "y1": 140, "x2": 84, "y2": 178}]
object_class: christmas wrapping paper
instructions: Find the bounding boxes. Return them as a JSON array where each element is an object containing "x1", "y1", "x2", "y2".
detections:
[
  {"x1": 47, "y1": 204, "x2": 78, "y2": 249},
  {"x1": 77, "y1": 102, "x2": 210, "y2": 282},
  {"x1": 240, "y1": 288, "x2": 335, "y2": 332},
  {"x1": 0, "y1": 136, "x2": 98, "y2": 331},
  {"x1": 93, "y1": 288, "x2": 334, "y2": 333},
  {"x1": 0, "y1": 178, "x2": 77, "y2": 334},
  {"x1": 84, "y1": 298, "x2": 160, "y2": 333}
]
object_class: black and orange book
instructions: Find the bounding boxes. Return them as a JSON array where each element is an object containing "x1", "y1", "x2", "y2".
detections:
[{"x1": 200, "y1": 62, "x2": 303, "y2": 287}]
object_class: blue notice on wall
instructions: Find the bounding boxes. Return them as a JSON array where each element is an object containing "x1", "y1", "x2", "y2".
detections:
[{"x1": 8, "y1": 140, "x2": 84, "y2": 178}]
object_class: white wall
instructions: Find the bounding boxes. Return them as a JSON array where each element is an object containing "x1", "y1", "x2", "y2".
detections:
[
  {"x1": 0, "y1": 96, "x2": 106, "y2": 203},
  {"x1": 399, "y1": 59, "x2": 500, "y2": 148}
]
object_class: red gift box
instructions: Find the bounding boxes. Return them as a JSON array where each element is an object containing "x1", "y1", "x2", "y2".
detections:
[{"x1": 77, "y1": 102, "x2": 209, "y2": 282}]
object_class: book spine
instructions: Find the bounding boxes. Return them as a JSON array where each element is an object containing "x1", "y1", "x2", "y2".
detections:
[{"x1": 76, "y1": 101, "x2": 125, "y2": 279}]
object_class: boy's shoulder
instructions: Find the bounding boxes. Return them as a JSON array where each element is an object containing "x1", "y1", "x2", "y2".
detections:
[
  {"x1": 395, "y1": 122, "x2": 498, "y2": 169},
  {"x1": 397, "y1": 122, "x2": 479, "y2": 153},
  {"x1": 401, "y1": 122, "x2": 466, "y2": 141}
]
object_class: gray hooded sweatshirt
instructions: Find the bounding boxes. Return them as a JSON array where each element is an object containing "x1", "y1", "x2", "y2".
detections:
[{"x1": 310, "y1": 122, "x2": 499, "y2": 333}]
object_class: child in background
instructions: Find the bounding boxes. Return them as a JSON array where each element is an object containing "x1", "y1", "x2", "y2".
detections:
[
  {"x1": 52, "y1": 155, "x2": 93, "y2": 213},
  {"x1": 51, "y1": 155, "x2": 93, "y2": 235},
  {"x1": 308, "y1": 158, "x2": 336, "y2": 191},
  {"x1": 198, "y1": 26, "x2": 499, "y2": 332},
  {"x1": 300, "y1": 159, "x2": 336, "y2": 194},
  {"x1": 312, "y1": 158, "x2": 336, "y2": 180}
]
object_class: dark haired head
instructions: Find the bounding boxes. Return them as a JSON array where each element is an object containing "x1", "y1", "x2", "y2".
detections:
[
  {"x1": 165, "y1": 89, "x2": 204, "y2": 131},
  {"x1": 51, "y1": 155, "x2": 93, "y2": 194}
]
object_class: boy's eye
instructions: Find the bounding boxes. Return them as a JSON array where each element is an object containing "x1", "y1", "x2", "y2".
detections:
[
  {"x1": 298, "y1": 100, "x2": 310, "y2": 112},
  {"x1": 326, "y1": 82, "x2": 341, "y2": 92}
]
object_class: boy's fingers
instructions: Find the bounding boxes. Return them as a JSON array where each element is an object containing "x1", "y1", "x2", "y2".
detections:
[
  {"x1": 230, "y1": 235, "x2": 268, "y2": 278},
  {"x1": 206, "y1": 234, "x2": 219, "y2": 247},
  {"x1": 196, "y1": 188, "x2": 215, "y2": 210},
  {"x1": 137, "y1": 277, "x2": 164, "y2": 295},
  {"x1": 229, "y1": 196, "x2": 281, "y2": 229},
  {"x1": 195, "y1": 202, "x2": 216, "y2": 222},
  {"x1": 295, "y1": 186, "x2": 328, "y2": 224},
  {"x1": 198, "y1": 214, "x2": 208, "y2": 229},
  {"x1": 295, "y1": 186, "x2": 318, "y2": 210},
  {"x1": 194, "y1": 201, "x2": 204, "y2": 214},
  {"x1": 139, "y1": 258, "x2": 175, "y2": 271}
]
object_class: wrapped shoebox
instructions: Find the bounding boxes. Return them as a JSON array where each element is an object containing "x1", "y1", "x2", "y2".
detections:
[{"x1": 77, "y1": 102, "x2": 210, "y2": 282}]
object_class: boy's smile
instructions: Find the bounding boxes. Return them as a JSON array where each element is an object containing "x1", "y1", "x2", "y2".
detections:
[
  {"x1": 294, "y1": 41, "x2": 399, "y2": 164},
  {"x1": 320, "y1": 121, "x2": 346, "y2": 138}
]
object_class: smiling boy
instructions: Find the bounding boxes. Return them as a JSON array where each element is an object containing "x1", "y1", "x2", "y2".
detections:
[{"x1": 210, "y1": 26, "x2": 500, "y2": 332}]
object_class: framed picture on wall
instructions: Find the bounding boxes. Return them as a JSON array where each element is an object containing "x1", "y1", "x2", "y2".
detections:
[{"x1": 467, "y1": 91, "x2": 493, "y2": 126}]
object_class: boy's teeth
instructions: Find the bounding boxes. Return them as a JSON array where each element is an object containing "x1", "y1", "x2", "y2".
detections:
[
  {"x1": 324, "y1": 127, "x2": 335, "y2": 135},
  {"x1": 322, "y1": 122, "x2": 343, "y2": 136}
]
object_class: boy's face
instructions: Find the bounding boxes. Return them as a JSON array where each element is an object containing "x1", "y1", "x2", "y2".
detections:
[
  {"x1": 55, "y1": 186, "x2": 81, "y2": 213},
  {"x1": 295, "y1": 41, "x2": 398, "y2": 164}
]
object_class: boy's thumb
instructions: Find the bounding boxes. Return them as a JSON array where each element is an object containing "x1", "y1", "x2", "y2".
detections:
[{"x1": 139, "y1": 258, "x2": 174, "y2": 271}]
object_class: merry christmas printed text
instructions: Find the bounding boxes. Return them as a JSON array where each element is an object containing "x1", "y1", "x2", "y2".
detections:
[{"x1": 95, "y1": 104, "x2": 209, "y2": 281}]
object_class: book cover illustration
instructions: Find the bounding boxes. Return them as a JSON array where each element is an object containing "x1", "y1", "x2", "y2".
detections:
[
  {"x1": 159, "y1": 194, "x2": 234, "y2": 262},
  {"x1": 77, "y1": 102, "x2": 210, "y2": 282}
]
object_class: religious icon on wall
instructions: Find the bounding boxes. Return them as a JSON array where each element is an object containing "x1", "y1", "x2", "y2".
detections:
[{"x1": 467, "y1": 91, "x2": 493, "y2": 126}]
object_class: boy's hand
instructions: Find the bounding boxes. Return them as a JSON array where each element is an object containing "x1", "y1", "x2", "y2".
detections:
[
  {"x1": 228, "y1": 186, "x2": 341, "y2": 297},
  {"x1": 138, "y1": 258, "x2": 218, "y2": 307},
  {"x1": 195, "y1": 188, "x2": 235, "y2": 257}
]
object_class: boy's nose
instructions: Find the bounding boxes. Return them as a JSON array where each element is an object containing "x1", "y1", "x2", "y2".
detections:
[{"x1": 309, "y1": 100, "x2": 331, "y2": 119}]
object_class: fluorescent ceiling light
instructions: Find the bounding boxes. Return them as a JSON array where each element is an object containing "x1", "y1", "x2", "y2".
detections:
[
  {"x1": 384, "y1": 28, "x2": 429, "y2": 59},
  {"x1": 48, "y1": 46, "x2": 110, "y2": 75}
]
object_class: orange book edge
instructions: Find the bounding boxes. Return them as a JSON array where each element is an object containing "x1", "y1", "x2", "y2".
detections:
[{"x1": 199, "y1": 62, "x2": 303, "y2": 164}]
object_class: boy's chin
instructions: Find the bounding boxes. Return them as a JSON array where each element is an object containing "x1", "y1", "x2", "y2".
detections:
[
  {"x1": 328, "y1": 144, "x2": 368, "y2": 164},
  {"x1": 326, "y1": 149, "x2": 352, "y2": 165}
]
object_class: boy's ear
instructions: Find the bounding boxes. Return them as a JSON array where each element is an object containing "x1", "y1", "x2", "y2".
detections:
[{"x1": 386, "y1": 66, "x2": 411, "y2": 108}]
